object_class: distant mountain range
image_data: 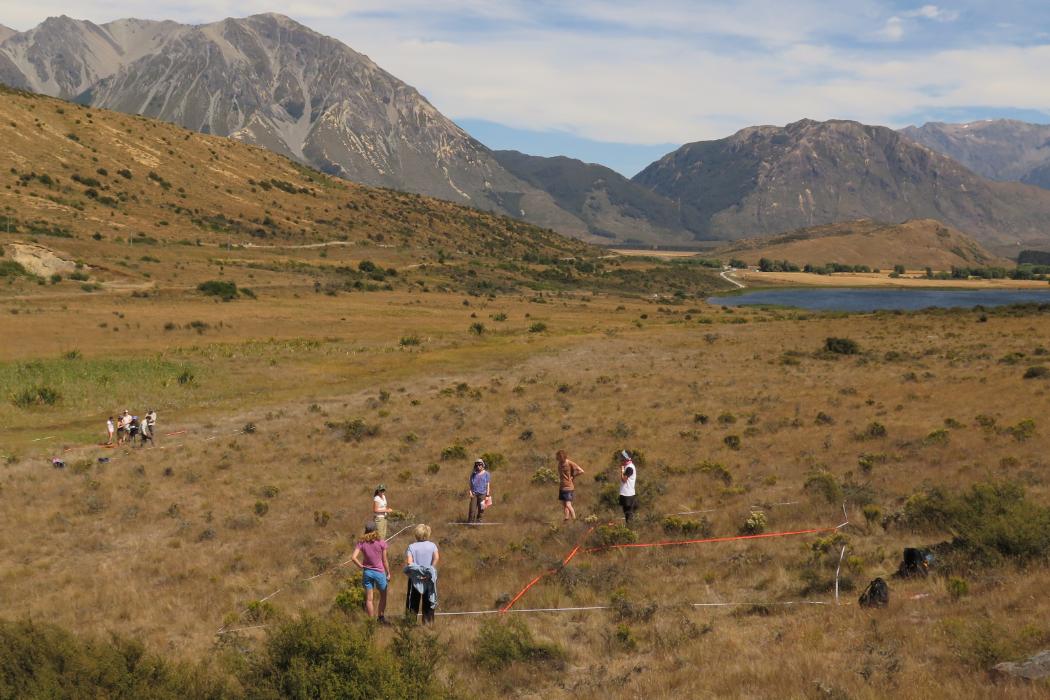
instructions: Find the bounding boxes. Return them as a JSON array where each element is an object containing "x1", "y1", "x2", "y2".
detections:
[
  {"x1": 900, "y1": 120, "x2": 1050, "y2": 190},
  {"x1": 4, "y1": 13, "x2": 1050, "y2": 254},
  {"x1": 0, "y1": 14, "x2": 589, "y2": 237},
  {"x1": 491, "y1": 150, "x2": 699, "y2": 245},
  {"x1": 633, "y1": 119, "x2": 1050, "y2": 253}
]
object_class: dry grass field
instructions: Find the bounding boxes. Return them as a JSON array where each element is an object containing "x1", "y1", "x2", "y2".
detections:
[{"x1": 2, "y1": 87, "x2": 1050, "y2": 699}]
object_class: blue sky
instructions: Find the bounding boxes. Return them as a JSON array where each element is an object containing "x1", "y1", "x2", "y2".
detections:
[{"x1": 5, "y1": 1, "x2": 1050, "y2": 175}]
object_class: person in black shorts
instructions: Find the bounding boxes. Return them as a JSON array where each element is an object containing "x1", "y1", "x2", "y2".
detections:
[{"x1": 556, "y1": 450, "x2": 585, "y2": 522}]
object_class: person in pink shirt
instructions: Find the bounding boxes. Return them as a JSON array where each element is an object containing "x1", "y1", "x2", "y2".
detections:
[{"x1": 350, "y1": 521, "x2": 390, "y2": 623}]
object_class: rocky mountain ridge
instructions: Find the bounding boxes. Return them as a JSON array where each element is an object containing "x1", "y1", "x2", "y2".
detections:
[
  {"x1": 900, "y1": 119, "x2": 1050, "y2": 189},
  {"x1": 0, "y1": 14, "x2": 589, "y2": 237},
  {"x1": 633, "y1": 118, "x2": 1050, "y2": 252}
]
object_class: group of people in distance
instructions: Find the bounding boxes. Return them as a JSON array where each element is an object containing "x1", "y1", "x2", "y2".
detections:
[
  {"x1": 105, "y1": 409, "x2": 157, "y2": 447},
  {"x1": 349, "y1": 450, "x2": 639, "y2": 625}
]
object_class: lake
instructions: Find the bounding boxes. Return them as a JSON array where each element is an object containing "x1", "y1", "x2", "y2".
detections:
[{"x1": 708, "y1": 287, "x2": 1050, "y2": 312}]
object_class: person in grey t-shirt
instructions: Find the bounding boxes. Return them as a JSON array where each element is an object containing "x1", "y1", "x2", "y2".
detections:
[{"x1": 405, "y1": 524, "x2": 440, "y2": 623}]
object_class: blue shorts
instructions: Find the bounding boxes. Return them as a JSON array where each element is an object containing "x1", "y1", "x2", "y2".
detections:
[
  {"x1": 363, "y1": 569, "x2": 388, "y2": 591},
  {"x1": 559, "y1": 489, "x2": 574, "y2": 502}
]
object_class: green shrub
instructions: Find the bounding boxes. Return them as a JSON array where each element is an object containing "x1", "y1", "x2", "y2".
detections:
[
  {"x1": 12, "y1": 385, "x2": 60, "y2": 408},
  {"x1": 1023, "y1": 365, "x2": 1050, "y2": 379},
  {"x1": 528, "y1": 322, "x2": 547, "y2": 333},
  {"x1": 326, "y1": 418, "x2": 380, "y2": 443},
  {"x1": 473, "y1": 618, "x2": 566, "y2": 672},
  {"x1": 399, "y1": 335, "x2": 422, "y2": 347},
  {"x1": 824, "y1": 337, "x2": 860, "y2": 354},
  {"x1": 244, "y1": 614, "x2": 442, "y2": 698},
  {"x1": 480, "y1": 452, "x2": 506, "y2": 471},
  {"x1": 945, "y1": 576, "x2": 969, "y2": 600},
  {"x1": 804, "y1": 471, "x2": 842, "y2": 503},
  {"x1": 723, "y1": 434, "x2": 741, "y2": 450},
  {"x1": 0, "y1": 260, "x2": 30, "y2": 278},
  {"x1": 593, "y1": 524, "x2": 639, "y2": 547},
  {"x1": 855, "y1": 421, "x2": 887, "y2": 440},
  {"x1": 923, "y1": 428, "x2": 950, "y2": 446},
  {"x1": 1006, "y1": 418, "x2": 1036, "y2": 442},
  {"x1": 662, "y1": 515, "x2": 712, "y2": 537},
  {"x1": 900, "y1": 481, "x2": 1050, "y2": 567},
  {"x1": 531, "y1": 467, "x2": 557, "y2": 485},
  {"x1": 469, "y1": 322, "x2": 485, "y2": 335},
  {"x1": 0, "y1": 619, "x2": 221, "y2": 698},
  {"x1": 740, "y1": 511, "x2": 767, "y2": 535},
  {"x1": 196, "y1": 279, "x2": 239, "y2": 300},
  {"x1": 440, "y1": 443, "x2": 467, "y2": 461},
  {"x1": 333, "y1": 577, "x2": 366, "y2": 615}
]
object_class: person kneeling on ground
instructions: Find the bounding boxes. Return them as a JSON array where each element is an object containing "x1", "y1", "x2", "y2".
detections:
[
  {"x1": 467, "y1": 458, "x2": 490, "y2": 523},
  {"x1": 404, "y1": 524, "x2": 439, "y2": 624},
  {"x1": 351, "y1": 521, "x2": 390, "y2": 623},
  {"x1": 556, "y1": 449, "x2": 585, "y2": 522},
  {"x1": 618, "y1": 450, "x2": 637, "y2": 525}
]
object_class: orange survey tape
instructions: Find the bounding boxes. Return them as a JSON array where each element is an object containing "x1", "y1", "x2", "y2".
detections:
[
  {"x1": 582, "y1": 524, "x2": 843, "y2": 553},
  {"x1": 500, "y1": 524, "x2": 599, "y2": 612},
  {"x1": 503, "y1": 510, "x2": 849, "y2": 612}
]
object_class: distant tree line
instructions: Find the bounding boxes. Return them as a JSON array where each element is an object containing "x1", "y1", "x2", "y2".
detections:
[{"x1": 749, "y1": 257, "x2": 1050, "y2": 281}]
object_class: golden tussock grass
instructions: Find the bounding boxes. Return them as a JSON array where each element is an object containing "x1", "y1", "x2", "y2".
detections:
[{"x1": 3, "y1": 288, "x2": 1050, "y2": 698}]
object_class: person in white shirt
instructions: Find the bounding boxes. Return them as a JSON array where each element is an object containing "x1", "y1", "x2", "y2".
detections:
[
  {"x1": 373, "y1": 485, "x2": 392, "y2": 539},
  {"x1": 618, "y1": 450, "x2": 637, "y2": 524},
  {"x1": 105, "y1": 416, "x2": 115, "y2": 445}
]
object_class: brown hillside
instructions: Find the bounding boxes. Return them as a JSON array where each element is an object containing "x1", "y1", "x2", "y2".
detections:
[
  {"x1": 717, "y1": 219, "x2": 1009, "y2": 269},
  {"x1": 0, "y1": 85, "x2": 598, "y2": 296}
]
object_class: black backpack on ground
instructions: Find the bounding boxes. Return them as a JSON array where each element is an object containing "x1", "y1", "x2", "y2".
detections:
[{"x1": 859, "y1": 577, "x2": 889, "y2": 608}]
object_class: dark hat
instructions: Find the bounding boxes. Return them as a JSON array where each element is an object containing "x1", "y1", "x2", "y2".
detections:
[
  {"x1": 376, "y1": 484, "x2": 386, "y2": 492},
  {"x1": 364, "y1": 521, "x2": 377, "y2": 533}
]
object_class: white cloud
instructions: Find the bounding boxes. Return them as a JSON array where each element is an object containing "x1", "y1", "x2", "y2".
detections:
[
  {"x1": 906, "y1": 5, "x2": 959, "y2": 21},
  {"x1": 878, "y1": 16, "x2": 906, "y2": 41}
]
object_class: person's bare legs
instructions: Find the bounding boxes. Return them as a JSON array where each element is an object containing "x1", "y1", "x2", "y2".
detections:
[
  {"x1": 365, "y1": 587, "x2": 376, "y2": 617},
  {"x1": 378, "y1": 587, "x2": 388, "y2": 619},
  {"x1": 563, "y1": 500, "x2": 576, "y2": 521}
]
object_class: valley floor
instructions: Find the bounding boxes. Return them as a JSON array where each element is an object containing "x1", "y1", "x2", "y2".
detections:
[{"x1": 3, "y1": 286, "x2": 1050, "y2": 698}]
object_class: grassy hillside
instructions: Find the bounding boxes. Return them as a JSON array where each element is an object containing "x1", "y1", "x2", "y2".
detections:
[
  {"x1": 0, "y1": 86, "x2": 732, "y2": 304},
  {"x1": 719, "y1": 219, "x2": 1009, "y2": 270}
]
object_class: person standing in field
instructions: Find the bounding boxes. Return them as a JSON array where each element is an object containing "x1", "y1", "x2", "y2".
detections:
[
  {"x1": 556, "y1": 450, "x2": 585, "y2": 522},
  {"x1": 618, "y1": 450, "x2": 637, "y2": 525},
  {"x1": 404, "y1": 524, "x2": 439, "y2": 624},
  {"x1": 117, "y1": 410, "x2": 131, "y2": 444},
  {"x1": 467, "y1": 458, "x2": 490, "y2": 523},
  {"x1": 139, "y1": 412, "x2": 154, "y2": 447},
  {"x1": 351, "y1": 521, "x2": 390, "y2": 623},
  {"x1": 105, "y1": 416, "x2": 115, "y2": 446},
  {"x1": 145, "y1": 410, "x2": 157, "y2": 442},
  {"x1": 373, "y1": 485, "x2": 392, "y2": 539}
]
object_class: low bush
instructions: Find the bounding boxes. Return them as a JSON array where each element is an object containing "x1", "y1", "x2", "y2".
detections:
[
  {"x1": 440, "y1": 443, "x2": 467, "y2": 460},
  {"x1": 0, "y1": 619, "x2": 223, "y2": 698},
  {"x1": 531, "y1": 467, "x2": 557, "y2": 485},
  {"x1": 899, "y1": 481, "x2": 1050, "y2": 568},
  {"x1": 12, "y1": 385, "x2": 60, "y2": 408},
  {"x1": 244, "y1": 614, "x2": 445, "y2": 698},
  {"x1": 473, "y1": 618, "x2": 566, "y2": 672},
  {"x1": 740, "y1": 511, "x2": 767, "y2": 535},
  {"x1": 824, "y1": 337, "x2": 860, "y2": 355},
  {"x1": 593, "y1": 524, "x2": 639, "y2": 547},
  {"x1": 804, "y1": 471, "x2": 842, "y2": 503},
  {"x1": 196, "y1": 279, "x2": 239, "y2": 300},
  {"x1": 326, "y1": 418, "x2": 380, "y2": 443},
  {"x1": 662, "y1": 515, "x2": 712, "y2": 537},
  {"x1": 1022, "y1": 365, "x2": 1049, "y2": 379}
]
